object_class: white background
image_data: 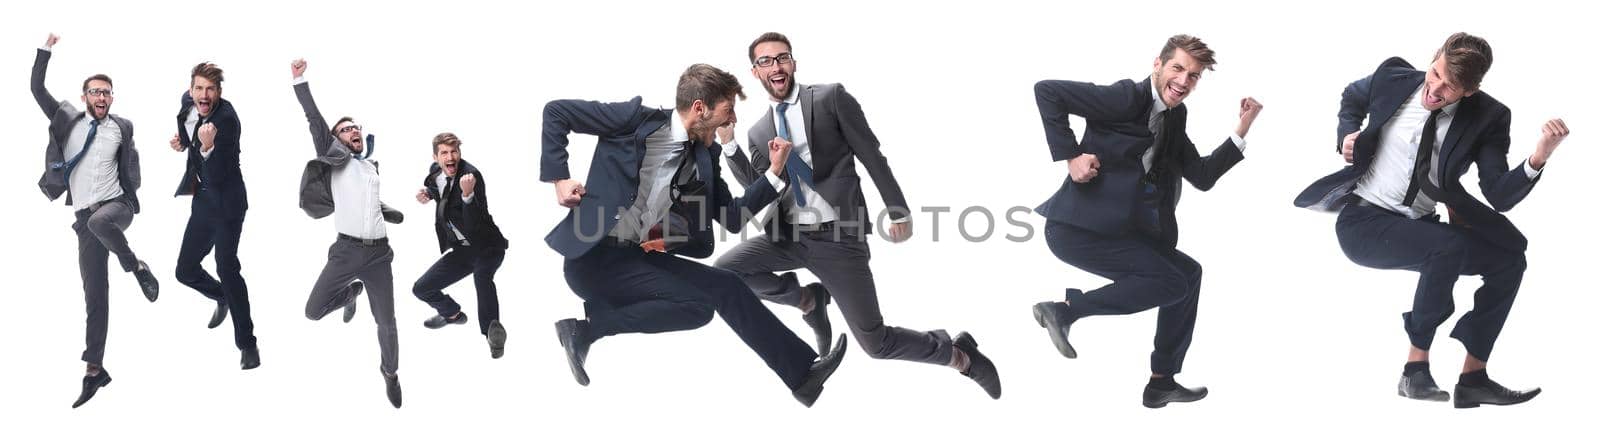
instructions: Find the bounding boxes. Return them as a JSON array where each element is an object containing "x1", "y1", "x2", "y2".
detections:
[{"x1": 1, "y1": 0, "x2": 1593, "y2": 437}]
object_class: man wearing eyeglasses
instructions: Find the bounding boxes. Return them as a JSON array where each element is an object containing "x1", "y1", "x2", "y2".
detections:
[
  {"x1": 544, "y1": 64, "x2": 848, "y2": 407},
  {"x1": 168, "y1": 62, "x2": 258, "y2": 371},
  {"x1": 715, "y1": 32, "x2": 1001, "y2": 400},
  {"x1": 290, "y1": 58, "x2": 407, "y2": 408},
  {"x1": 32, "y1": 33, "x2": 161, "y2": 409},
  {"x1": 1030, "y1": 35, "x2": 1262, "y2": 408}
]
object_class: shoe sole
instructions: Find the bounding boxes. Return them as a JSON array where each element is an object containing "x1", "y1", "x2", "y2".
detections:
[
  {"x1": 1144, "y1": 389, "x2": 1207, "y2": 409},
  {"x1": 1032, "y1": 303, "x2": 1077, "y2": 359},
  {"x1": 1453, "y1": 389, "x2": 1540, "y2": 408},
  {"x1": 554, "y1": 321, "x2": 590, "y2": 386},
  {"x1": 488, "y1": 321, "x2": 507, "y2": 359}
]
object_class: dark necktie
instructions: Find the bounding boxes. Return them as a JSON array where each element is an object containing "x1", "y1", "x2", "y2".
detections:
[
  {"x1": 190, "y1": 116, "x2": 207, "y2": 191},
  {"x1": 438, "y1": 176, "x2": 452, "y2": 222},
  {"x1": 1402, "y1": 109, "x2": 1443, "y2": 207},
  {"x1": 775, "y1": 102, "x2": 814, "y2": 206},
  {"x1": 64, "y1": 118, "x2": 100, "y2": 182}
]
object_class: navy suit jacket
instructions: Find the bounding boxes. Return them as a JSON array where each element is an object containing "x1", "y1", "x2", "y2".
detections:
[
  {"x1": 1294, "y1": 57, "x2": 1540, "y2": 252},
  {"x1": 423, "y1": 160, "x2": 508, "y2": 252},
  {"x1": 541, "y1": 97, "x2": 779, "y2": 260},
  {"x1": 174, "y1": 92, "x2": 248, "y2": 219},
  {"x1": 1033, "y1": 77, "x2": 1244, "y2": 247}
]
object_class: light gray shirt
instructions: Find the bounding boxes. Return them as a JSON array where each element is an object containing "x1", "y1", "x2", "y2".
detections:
[
  {"x1": 435, "y1": 172, "x2": 473, "y2": 244},
  {"x1": 610, "y1": 112, "x2": 692, "y2": 243}
]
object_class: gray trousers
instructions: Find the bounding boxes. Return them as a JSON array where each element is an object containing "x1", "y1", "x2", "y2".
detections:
[
  {"x1": 72, "y1": 198, "x2": 141, "y2": 365},
  {"x1": 714, "y1": 233, "x2": 952, "y2": 365},
  {"x1": 305, "y1": 238, "x2": 398, "y2": 375}
]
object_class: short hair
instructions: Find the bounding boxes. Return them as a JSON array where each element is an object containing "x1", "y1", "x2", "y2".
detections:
[
  {"x1": 675, "y1": 64, "x2": 745, "y2": 112},
  {"x1": 1434, "y1": 32, "x2": 1493, "y2": 91},
  {"x1": 1158, "y1": 34, "x2": 1217, "y2": 71},
  {"x1": 81, "y1": 74, "x2": 112, "y2": 93},
  {"x1": 331, "y1": 116, "x2": 356, "y2": 137},
  {"x1": 748, "y1": 32, "x2": 792, "y2": 64},
  {"x1": 432, "y1": 132, "x2": 461, "y2": 154},
  {"x1": 191, "y1": 62, "x2": 224, "y2": 87}
]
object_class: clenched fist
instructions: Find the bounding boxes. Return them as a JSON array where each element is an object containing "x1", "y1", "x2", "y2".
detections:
[{"x1": 1069, "y1": 153, "x2": 1100, "y2": 183}]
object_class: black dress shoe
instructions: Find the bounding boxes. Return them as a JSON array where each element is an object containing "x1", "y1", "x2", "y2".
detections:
[
  {"x1": 383, "y1": 373, "x2": 402, "y2": 408},
  {"x1": 800, "y1": 282, "x2": 833, "y2": 357},
  {"x1": 423, "y1": 312, "x2": 468, "y2": 329},
  {"x1": 133, "y1": 261, "x2": 159, "y2": 302},
  {"x1": 240, "y1": 347, "x2": 261, "y2": 370},
  {"x1": 555, "y1": 318, "x2": 593, "y2": 386},
  {"x1": 487, "y1": 320, "x2": 507, "y2": 359},
  {"x1": 208, "y1": 300, "x2": 228, "y2": 329},
  {"x1": 954, "y1": 332, "x2": 1001, "y2": 399},
  {"x1": 342, "y1": 281, "x2": 365, "y2": 323},
  {"x1": 793, "y1": 335, "x2": 849, "y2": 408},
  {"x1": 1032, "y1": 300, "x2": 1077, "y2": 359},
  {"x1": 1143, "y1": 380, "x2": 1208, "y2": 408},
  {"x1": 71, "y1": 370, "x2": 113, "y2": 408},
  {"x1": 1398, "y1": 369, "x2": 1450, "y2": 402},
  {"x1": 1454, "y1": 379, "x2": 1541, "y2": 408}
]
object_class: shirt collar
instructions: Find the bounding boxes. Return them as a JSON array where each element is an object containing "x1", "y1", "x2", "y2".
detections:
[
  {"x1": 775, "y1": 84, "x2": 801, "y2": 107},
  {"x1": 1149, "y1": 76, "x2": 1169, "y2": 114},
  {"x1": 667, "y1": 110, "x2": 691, "y2": 145}
]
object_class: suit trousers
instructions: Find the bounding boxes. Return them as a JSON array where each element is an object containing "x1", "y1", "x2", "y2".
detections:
[
  {"x1": 1045, "y1": 220, "x2": 1203, "y2": 376},
  {"x1": 563, "y1": 244, "x2": 818, "y2": 390},
  {"x1": 305, "y1": 238, "x2": 399, "y2": 375},
  {"x1": 72, "y1": 198, "x2": 141, "y2": 365},
  {"x1": 714, "y1": 232, "x2": 953, "y2": 365},
  {"x1": 1335, "y1": 202, "x2": 1525, "y2": 361},
  {"x1": 175, "y1": 193, "x2": 256, "y2": 351},
  {"x1": 413, "y1": 245, "x2": 505, "y2": 335}
]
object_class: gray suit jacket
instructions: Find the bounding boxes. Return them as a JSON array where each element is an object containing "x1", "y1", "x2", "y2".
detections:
[
  {"x1": 293, "y1": 81, "x2": 401, "y2": 223},
  {"x1": 725, "y1": 83, "x2": 908, "y2": 238},
  {"x1": 32, "y1": 49, "x2": 141, "y2": 212}
]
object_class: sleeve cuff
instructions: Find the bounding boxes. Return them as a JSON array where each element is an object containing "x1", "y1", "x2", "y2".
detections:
[
  {"x1": 201, "y1": 149, "x2": 213, "y2": 160},
  {"x1": 292, "y1": 76, "x2": 307, "y2": 85},
  {"x1": 1523, "y1": 159, "x2": 1542, "y2": 179},
  {"x1": 1230, "y1": 134, "x2": 1247, "y2": 153},
  {"x1": 41, "y1": 47, "x2": 52, "y2": 52},
  {"x1": 461, "y1": 193, "x2": 475, "y2": 204},
  {"x1": 764, "y1": 170, "x2": 787, "y2": 192},
  {"x1": 889, "y1": 216, "x2": 911, "y2": 224},
  {"x1": 721, "y1": 140, "x2": 740, "y2": 157}
]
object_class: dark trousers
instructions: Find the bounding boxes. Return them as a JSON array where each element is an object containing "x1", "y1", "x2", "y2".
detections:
[
  {"x1": 563, "y1": 244, "x2": 818, "y2": 390},
  {"x1": 72, "y1": 198, "x2": 141, "y2": 365},
  {"x1": 1335, "y1": 202, "x2": 1526, "y2": 361},
  {"x1": 413, "y1": 245, "x2": 505, "y2": 334},
  {"x1": 1045, "y1": 220, "x2": 1203, "y2": 376},
  {"x1": 714, "y1": 232, "x2": 953, "y2": 365},
  {"x1": 305, "y1": 238, "x2": 398, "y2": 375},
  {"x1": 175, "y1": 196, "x2": 256, "y2": 350}
]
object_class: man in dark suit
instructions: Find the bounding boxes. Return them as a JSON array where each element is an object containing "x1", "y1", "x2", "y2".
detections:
[
  {"x1": 32, "y1": 33, "x2": 161, "y2": 409},
  {"x1": 168, "y1": 62, "x2": 258, "y2": 370},
  {"x1": 715, "y1": 32, "x2": 1001, "y2": 399},
  {"x1": 544, "y1": 64, "x2": 847, "y2": 407},
  {"x1": 1030, "y1": 35, "x2": 1262, "y2": 408},
  {"x1": 1295, "y1": 33, "x2": 1569, "y2": 408},
  {"x1": 411, "y1": 132, "x2": 510, "y2": 359}
]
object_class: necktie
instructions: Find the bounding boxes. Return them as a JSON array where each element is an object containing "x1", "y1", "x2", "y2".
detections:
[
  {"x1": 190, "y1": 116, "x2": 206, "y2": 190},
  {"x1": 64, "y1": 118, "x2": 100, "y2": 182},
  {"x1": 775, "y1": 102, "x2": 814, "y2": 206},
  {"x1": 1144, "y1": 110, "x2": 1167, "y2": 175},
  {"x1": 1402, "y1": 109, "x2": 1443, "y2": 207}
]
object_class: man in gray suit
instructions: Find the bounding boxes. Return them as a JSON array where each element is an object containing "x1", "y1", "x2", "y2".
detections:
[
  {"x1": 290, "y1": 58, "x2": 406, "y2": 408},
  {"x1": 32, "y1": 33, "x2": 161, "y2": 409},
  {"x1": 716, "y1": 32, "x2": 1000, "y2": 399}
]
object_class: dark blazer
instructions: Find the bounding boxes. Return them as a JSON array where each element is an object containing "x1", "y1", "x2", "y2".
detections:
[
  {"x1": 423, "y1": 160, "x2": 508, "y2": 252},
  {"x1": 32, "y1": 49, "x2": 141, "y2": 212},
  {"x1": 1033, "y1": 77, "x2": 1243, "y2": 247},
  {"x1": 292, "y1": 81, "x2": 402, "y2": 224},
  {"x1": 1294, "y1": 57, "x2": 1539, "y2": 252},
  {"x1": 724, "y1": 83, "x2": 909, "y2": 238},
  {"x1": 541, "y1": 97, "x2": 779, "y2": 260},
  {"x1": 173, "y1": 92, "x2": 248, "y2": 218}
]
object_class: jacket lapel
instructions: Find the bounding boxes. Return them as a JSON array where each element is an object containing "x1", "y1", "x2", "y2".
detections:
[{"x1": 1437, "y1": 97, "x2": 1476, "y2": 185}]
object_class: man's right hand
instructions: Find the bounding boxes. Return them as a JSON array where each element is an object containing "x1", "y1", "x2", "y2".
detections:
[
  {"x1": 1069, "y1": 153, "x2": 1100, "y2": 183},
  {"x1": 416, "y1": 188, "x2": 431, "y2": 204},
  {"x1": 1341, "y1": 131, "x2": 1359, "y2": 164},
  {"x1": 170, "y1": 133, "x2": 184, "y2": 152},
  {"x1": 290, "y1": 58, "x2": 307, "y2": 78},
  {"x1": 554, "y1": 179, "x2": 586, "y2": 208},
  {"x1": 45, "y1": 33, "x2": 59, "y2": 49}
]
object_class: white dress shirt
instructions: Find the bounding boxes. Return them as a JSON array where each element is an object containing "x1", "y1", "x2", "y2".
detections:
[
  {"x1": 332, "y1": 149, "x2": 387, "y2": 239},
  {"x1": 184, "y1": 108, "x2": 213, "y2": 160},
  {"x1": 435, "y1": 172, "x2": 472, "y2": 244},
  {"x1": 63, "y1": 116, "x2": 125, "y2": 210}
]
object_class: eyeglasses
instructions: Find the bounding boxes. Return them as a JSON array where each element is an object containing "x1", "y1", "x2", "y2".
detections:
[
  {"x1": 85, "y1": 88, "x2": 113, "y2": 97},
  {"x1": 753, "y1": 53, "x2": 795, "y2": 68},
  {"x1": 336, "y1": 124, "x2": 362, "y2": 134}
]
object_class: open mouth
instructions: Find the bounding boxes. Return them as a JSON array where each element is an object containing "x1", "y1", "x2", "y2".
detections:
[
  {"x1": 768, "y1": 73, "x2": 789, "y2": 91},
  {"x1": 1165, "y1": 83, "x2": 1188, "y2": 102},
  {"x1": 1423, "y1": 93, "x2": 1443, "y2": 108},
  {"x1": 196, "y1": 100, "x2": 212, "y2": 115},
  {"x1": 444, "y1": 162, "x2": 458, "y2": 174}
]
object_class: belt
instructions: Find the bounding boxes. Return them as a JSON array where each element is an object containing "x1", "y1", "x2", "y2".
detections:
[
  {"x1": 792, "y1": 221, "x2": 836, "y2": 233},
  {"x1": 338, "y1": 233, "x2": 389, "y2": 246},
  {"x1": 1350, "y1": 198, "x2": 1439, "y2": 222}
]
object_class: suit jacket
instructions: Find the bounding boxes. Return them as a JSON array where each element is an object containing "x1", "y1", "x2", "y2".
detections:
[
  {"x1": 723, "y1": 83, "x2": 909, "y2": 239},
  {"x1": 540, "y1": 97, "x2": 779, "y2": 260},
  {"x1": 293, "y1": 81, "x2": 402, "y2": 223},
  {"x1": 423, "y1": 160, "x2": 508, "y2": 252},
  {"x1": 174, "y1": 92, "x2": 248, "y2": 218},
  {"x1": 1033, "y1": 77, "x2": 1244, "y2": 247},
  {"x1": 32, "y1": 49, "x2": 141, "y2": 213},
  {"x1": 1294, "y1": 57, "x2": 1539, "y2": 252}
]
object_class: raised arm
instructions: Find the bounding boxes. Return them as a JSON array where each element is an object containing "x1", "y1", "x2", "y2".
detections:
[
  {"x1": 32, "y1": 34, "x2": 62, "y2": 117},
  {"x1": 289, "y1": 59, "x2": 335, "y2": 157}
]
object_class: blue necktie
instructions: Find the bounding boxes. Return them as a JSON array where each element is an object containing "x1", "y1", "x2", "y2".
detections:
[
  {"x1": 774, "y1": 103, "x2": 814, "y2": 206},
  {"x1": 64, "y1": 118, "x2": 100, "y2": 182}
]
